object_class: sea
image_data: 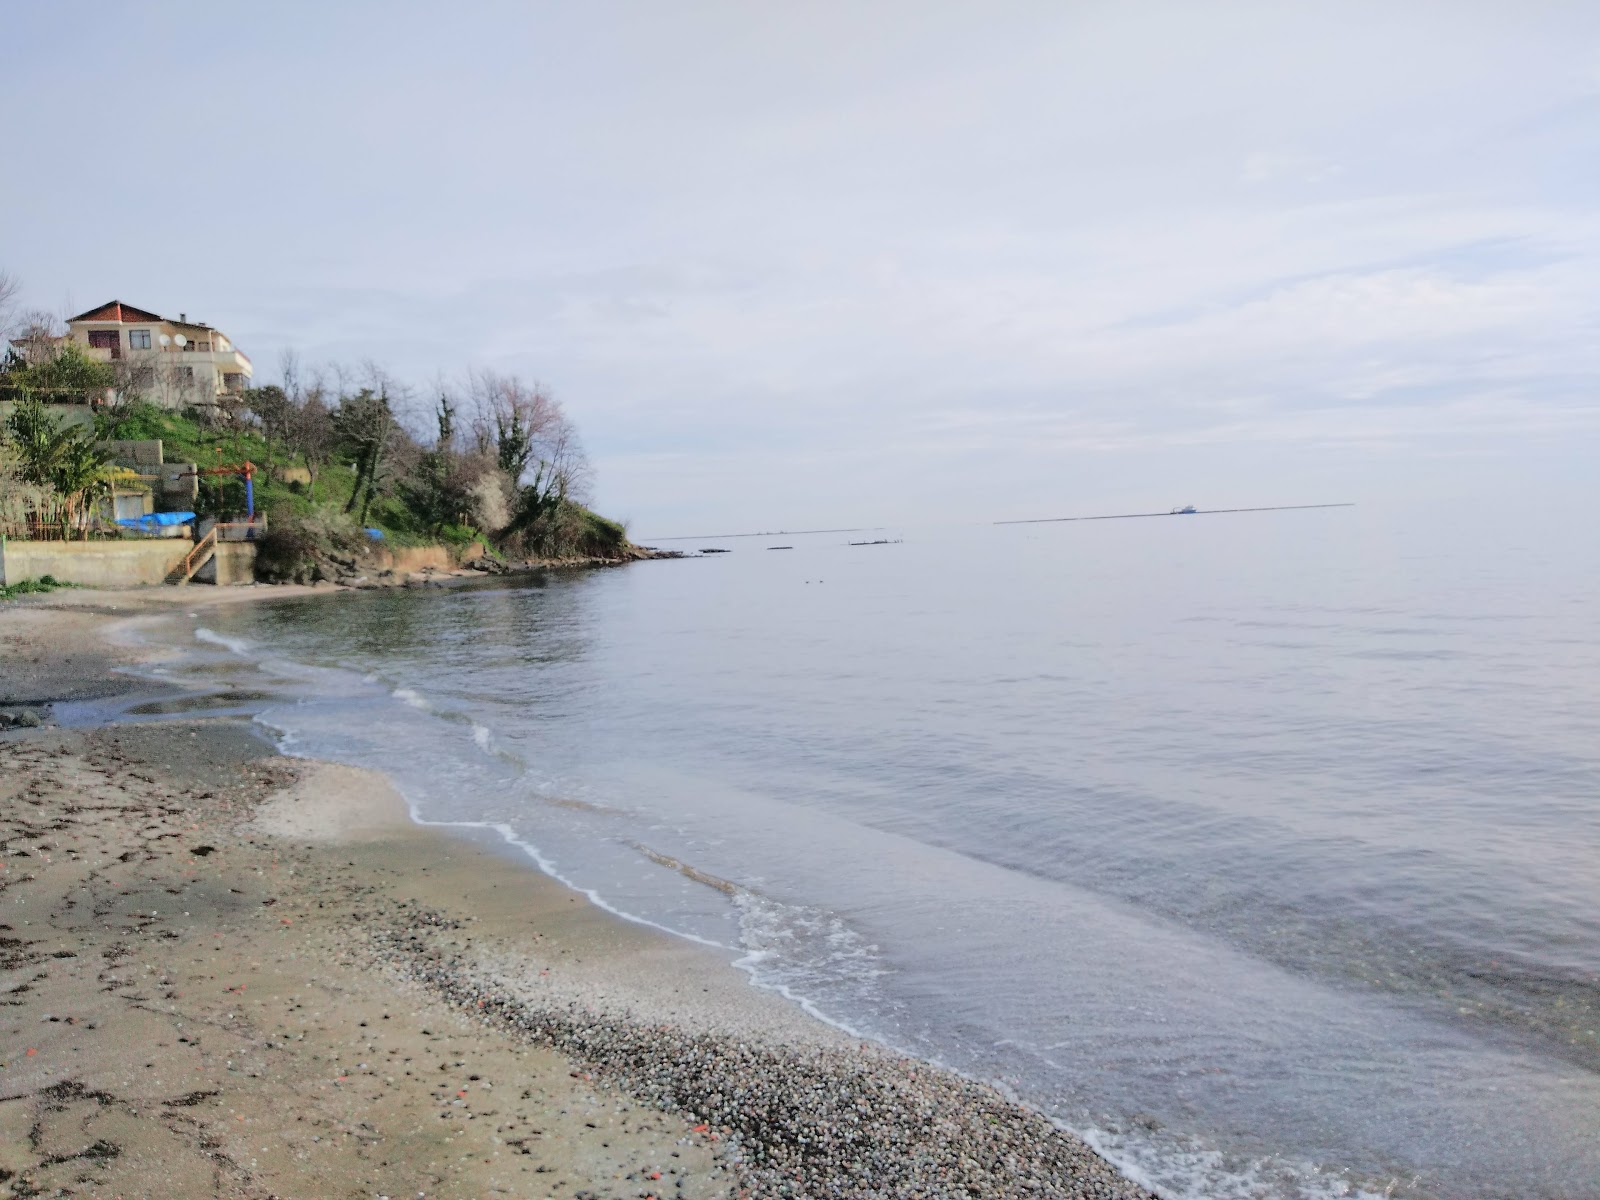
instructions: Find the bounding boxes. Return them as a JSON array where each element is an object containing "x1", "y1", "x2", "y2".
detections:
[{"x1": 109, "y1": 502, "x2": 1600, "y2": 1199}]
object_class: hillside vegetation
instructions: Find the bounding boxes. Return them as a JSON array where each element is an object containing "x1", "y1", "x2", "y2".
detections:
[{"x1": 1, "y1": 325, "x2": 633, "y2": 572}]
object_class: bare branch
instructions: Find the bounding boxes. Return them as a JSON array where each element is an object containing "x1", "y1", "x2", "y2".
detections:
[
  {"x1": 279, "y1": 347, "x2": 300, "y2": 401},
  {"x1": 11, "y1": 310, "x2": 64, "y2": 365},
  {"x1": 0, "y1": 269, "x2": 20, "y2": 337}
]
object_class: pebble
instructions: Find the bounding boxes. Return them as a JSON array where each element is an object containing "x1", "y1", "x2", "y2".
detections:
[{"x1": 366, "y1": 912, "x2": 1155, "y2": 1200}]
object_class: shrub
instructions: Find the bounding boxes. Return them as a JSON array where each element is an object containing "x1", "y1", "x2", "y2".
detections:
[
  {"x1": 254, "y1": 510, "x2": 370, "y2": 584},
  {"x1": 0, "y1": 576, "x2": 73, "y2": 601},
  {"x1": 501, "y1": 500, "x2": 629, "y2": 561}
]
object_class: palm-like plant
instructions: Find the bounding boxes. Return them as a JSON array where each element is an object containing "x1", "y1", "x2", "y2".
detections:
[
  {"x1": 5, "y1": 397, "x2": 114, "y2": 538},
  {"x1": 47, "y1": 435, "x2": 117, "y2": 537}
]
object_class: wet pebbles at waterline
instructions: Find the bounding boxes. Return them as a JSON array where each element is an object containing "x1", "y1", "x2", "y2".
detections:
[{"x1": 367, "y1": 903, "x2": 1153, "y2": 1200}]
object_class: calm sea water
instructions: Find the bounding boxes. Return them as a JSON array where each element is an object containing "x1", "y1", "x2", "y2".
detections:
[{"x1": 160, "y1": 505, "x2": 1599, "y2": 1199}]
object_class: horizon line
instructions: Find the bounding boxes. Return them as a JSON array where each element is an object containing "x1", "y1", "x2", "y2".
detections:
[{"x1": 642, "y1": 526, "x2": 883, "y2": 541}]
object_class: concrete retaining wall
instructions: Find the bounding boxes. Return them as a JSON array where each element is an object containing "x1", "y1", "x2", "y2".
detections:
[
  {"x1": 195, "y1": 542, "x2": 257, "y2": 585},
  {"x1": 2, "y1": 535, "x2": 486, "y2": 588},
  {"x1": 372, "y1": 543, "x2": 486, "y2": 573},
  {"x1": 0, "y1": 538, "x2": 191, "y2": 587}
]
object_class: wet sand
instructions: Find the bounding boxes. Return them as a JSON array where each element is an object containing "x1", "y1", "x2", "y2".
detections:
[{"x1": 0, "y1": 589, "x2": 1152, "y2": 1199}]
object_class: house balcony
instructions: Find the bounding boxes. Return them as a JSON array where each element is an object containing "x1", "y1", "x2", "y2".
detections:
[
  {"x1": 204, "y1": 347, "x2": 252, "y2": 374},
  {"x1": 153, "y1": 345, "x2": 253, "y2": 375}
]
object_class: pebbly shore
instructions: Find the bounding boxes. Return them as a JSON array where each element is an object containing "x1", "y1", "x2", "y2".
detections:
[{"x1": 374, "y1": 911, "x2": 1152, "y2": 1199}]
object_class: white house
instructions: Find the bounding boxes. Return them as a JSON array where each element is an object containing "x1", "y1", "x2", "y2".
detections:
[{"x1": 66, "y1": 300, "x2": 253, "y2": 409}]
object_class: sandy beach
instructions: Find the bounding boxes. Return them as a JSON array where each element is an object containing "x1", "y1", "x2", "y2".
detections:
[{"x1": 0, "y1": 587, "x2": 1152, "y2": 1200}]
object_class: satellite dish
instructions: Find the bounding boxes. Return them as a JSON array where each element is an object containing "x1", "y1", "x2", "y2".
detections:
[
  {"x1": 158, "y1": 334, "x2": 171, "y2": 347},
  {"x1": 173, "y1": 334, "x2": 187, "y2": 348}
]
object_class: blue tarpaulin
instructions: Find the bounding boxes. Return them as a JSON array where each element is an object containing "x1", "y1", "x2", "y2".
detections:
[
  {"x1": 364, "y1": 528, "x2": 385, "y2": 540},
  {"x1": 116, "y1": 511, "x2": 195, "y2": 529}
]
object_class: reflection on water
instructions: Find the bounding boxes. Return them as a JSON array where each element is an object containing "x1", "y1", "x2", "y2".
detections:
[{"x1": 126, "y1": 689, "x2": 278, "y2": 716}]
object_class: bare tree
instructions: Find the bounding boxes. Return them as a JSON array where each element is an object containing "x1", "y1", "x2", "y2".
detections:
[
  {"x1": 110, "y1": 357, "x2": 156, "y2": 406},
  {"x1": 11, "y1": 310, "x2": 64, "y2": 365},
  {"x1": 138, "y1": 351, "x2": 219, "y2": 412},
  {"x1": 462, "y1": 371, "x2": 555, "y2": 480},
  {"x1": 461, "y1": 370, "x2": 588, "y2": 498},
  {"x1": 0, "y1": 270, "x2": 20, "y2": 338},
  {"x1": 279, "y1": 347, "x2": 300, "y2": 399},
  {"x1": 452, "y1": 370, "x2": 590, "y2": 544},
  {"x1": 283, "y1": 369, "x2": 336, "y2": 503},
  {"x1": 527, "y1": 405, "x2": 591, "y2": 506}
]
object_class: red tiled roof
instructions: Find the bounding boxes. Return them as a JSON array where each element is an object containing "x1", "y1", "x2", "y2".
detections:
[{"x1": 67, "y1": 300, "x2": 167, "y2": 325}]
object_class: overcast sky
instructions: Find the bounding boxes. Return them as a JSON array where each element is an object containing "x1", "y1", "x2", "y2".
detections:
[{"x1": 3, "y1": 3, "x2": 1596, "y2": 534}]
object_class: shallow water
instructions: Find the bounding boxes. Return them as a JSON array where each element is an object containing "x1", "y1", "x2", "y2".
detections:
[{"x1": 151, "y1": 504, "x2": 1600, "y2": 1199}]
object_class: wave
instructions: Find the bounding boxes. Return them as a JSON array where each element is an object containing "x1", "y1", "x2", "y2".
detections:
[
  {"x1": 402, "y1": 811, "x2": 735, "y2": 956},
  {"x1": 1078, "y1": 1126, "x2": 1397, "y2": 1200},
  {"x1": 193, "y1": 627, "x2": 254, "y2": 656}
]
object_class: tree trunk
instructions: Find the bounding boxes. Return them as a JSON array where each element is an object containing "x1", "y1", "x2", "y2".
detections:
[
  {"x1": 344, "y1": 449, "x2": 369, "y2": 514},
  {"x1": 356, "y1": 440, "x2": 386, "y2": 527}
]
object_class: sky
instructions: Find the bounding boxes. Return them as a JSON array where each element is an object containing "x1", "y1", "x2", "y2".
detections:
[{"x1": 2, "y1": 2, "x2": 1597, "y2": 535}]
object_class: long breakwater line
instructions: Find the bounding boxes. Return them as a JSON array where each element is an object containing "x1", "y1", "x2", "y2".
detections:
[{"x1": 994, "y1": 503, "x2": 1355, "y2": 525}]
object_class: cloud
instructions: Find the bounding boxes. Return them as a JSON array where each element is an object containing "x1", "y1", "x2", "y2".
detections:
[
  {"x1": 2, "y1": 2, "x2": 1597, "y2": 529},
  {"x1": 1241, "y1": 153, "x2": 1343, "y2": 186}
]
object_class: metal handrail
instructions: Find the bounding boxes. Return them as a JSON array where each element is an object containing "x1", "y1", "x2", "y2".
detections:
[{"x1": 181, "y1": 527, "x2": 217, "y2": 578}]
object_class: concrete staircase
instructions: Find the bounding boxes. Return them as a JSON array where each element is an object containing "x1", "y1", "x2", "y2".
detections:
[{"x1": 166, "y1": 527, "x2": 217, "y2": 585}]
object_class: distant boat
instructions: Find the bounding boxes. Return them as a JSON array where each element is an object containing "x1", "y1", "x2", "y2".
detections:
[
  {"x1": 1170, "y1": 505, "x2": 1197, "y2": 515},
  {"x1": 767, "y1": 545, "x2": 793, "y2": 550},
  {"x1": 849, "y1": 539, "x2": 902, "y2": 546},
  {"x1": 700, "y1": 548, "x2": 731, "y2": 554}
]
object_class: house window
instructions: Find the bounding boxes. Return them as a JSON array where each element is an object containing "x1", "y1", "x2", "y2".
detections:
[
  {"x1": 129, "y1": 329, "x2": 152, "y2": 350},
  {"x1": 87, "y1": 329, "x2": 122, "y2": 359},
  {"x1": 223, "y1": 372, "x2": 244, "y2": 391},
  {"x1": 177, "y1": 366, "x2": 194, "y2": 381}
]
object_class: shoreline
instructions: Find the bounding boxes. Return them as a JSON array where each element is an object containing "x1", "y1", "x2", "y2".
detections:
[{"x1": 0, "y1": 587, "x2": 1154, "y2": 1199}]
